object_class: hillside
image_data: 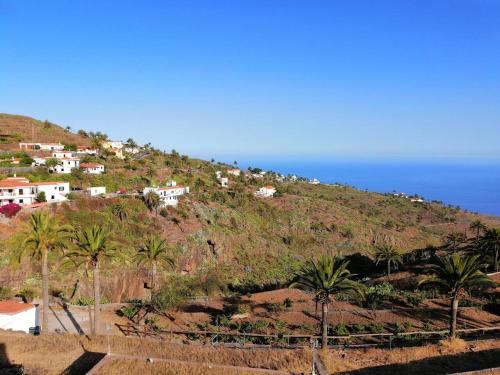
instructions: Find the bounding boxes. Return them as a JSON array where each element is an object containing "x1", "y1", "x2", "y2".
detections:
[
  {"x1": 0, "y1": 112, "x2": 499, "y2": 297},
  {"x1": 0, "y1": 113, "x2": 90, "y2": 149}
]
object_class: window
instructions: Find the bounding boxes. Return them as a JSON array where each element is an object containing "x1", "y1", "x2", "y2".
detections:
[
  {"x1": 59, "y1": 186, "x2": 64, "y2": 191},
  {"x1": 19, "y1": 199, "x2": 23, "y2": 204},
  {"x1": 19, "y1": 189, "x2": 23, "y2": 195}
]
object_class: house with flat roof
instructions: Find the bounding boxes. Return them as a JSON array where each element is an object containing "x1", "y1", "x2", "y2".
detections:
[
  {"x1": 19, "y1": 142, "x2": 64, "y2": 151},
  {"x1": 143, "y1": 181, "x2": 189, "y2": 206}
]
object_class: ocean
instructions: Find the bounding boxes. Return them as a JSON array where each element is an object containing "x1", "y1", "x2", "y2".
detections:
[{"x1": 233, "y1": 159, "x2": 500, "y2": 217}]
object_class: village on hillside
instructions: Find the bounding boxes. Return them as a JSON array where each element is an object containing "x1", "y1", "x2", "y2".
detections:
[{"x1": 0, "y1": 117, "x2": 499, "y2": 375}]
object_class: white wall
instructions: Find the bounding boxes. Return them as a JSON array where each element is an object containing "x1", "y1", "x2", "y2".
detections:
[{"x1": 0, "y1": 307, "x2": 38, "y2": 333}]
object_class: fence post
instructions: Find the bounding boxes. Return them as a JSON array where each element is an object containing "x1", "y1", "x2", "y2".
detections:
[{"x1": 389, "y1": 335, "x2": 392, "y2": 350}]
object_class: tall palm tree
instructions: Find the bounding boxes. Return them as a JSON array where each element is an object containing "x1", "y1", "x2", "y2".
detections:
[
  {"x1": 375, "y1": 245, "x2": 403, "y2": 277},
  {"x1": 135, "y1": 236, "x2": 175, "y2": 299},
  {"x1": 66, "y1": 225, "x2": 117, "y2": 335},
  {"x1": 469, "y1": 220, "x2": 487, "y2": 242},
  {"x1": 291, "y1": 255, "x2": 363, "y2": 349},
  {"x1": 445, "y1": 232, "x2": 466, "y2": 252},
  {"x1": 14, "y1": 212, "x2": 71, "y2": 333},
  {"x1": 420, "y1": 254, "x2": 494, "y2": 338},
  {"x1": 478, "y1": 228, "x2": 500, "y2": 272},
  {"x1": 144, "y1": 191, "x2": 161, "y2": 214}
]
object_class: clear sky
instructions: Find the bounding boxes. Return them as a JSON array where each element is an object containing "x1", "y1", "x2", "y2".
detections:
[{"x1": 1, "y1": 1, "x2": 499, "y2": 161}]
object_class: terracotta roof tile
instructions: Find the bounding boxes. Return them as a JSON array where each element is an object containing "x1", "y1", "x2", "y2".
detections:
[{"x1": 0, "y1": 301, "x2": 35, "y2": 314}]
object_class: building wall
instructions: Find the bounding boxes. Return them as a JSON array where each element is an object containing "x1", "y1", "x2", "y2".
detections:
[{"x1": 0, "y1": 307, "x2": 38, "y2": 333}]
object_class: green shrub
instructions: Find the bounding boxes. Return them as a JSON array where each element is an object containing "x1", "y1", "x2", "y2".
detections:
[
  {"x1": 369, "y1": 322, "x2": 385, "y2": 333},
  {"x1": 120, "y1": 305, "x2": 140, "y2": 321},
  {"x1": 71, "y1": 296, "x2": 110, "y2": 306},
  {"x1": 17, "y1": 287, "x2": 36, "y2": 303},
  {"x1": 353, "y1": 324, "x2": 366, "y2": 333},
  {"x1": 335, "y1": 323, "x2": 349, "y2": 336}
]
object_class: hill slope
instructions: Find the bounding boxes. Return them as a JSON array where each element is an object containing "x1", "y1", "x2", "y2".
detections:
[
  {"x1": 0, "y1": 113, "x2": 90, "y2": 149},
  {"x1": 0, "y1": 113, "x2": 499, "y2": 298}
]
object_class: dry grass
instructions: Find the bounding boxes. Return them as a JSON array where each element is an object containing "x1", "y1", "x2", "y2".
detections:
[
  {"x1": 0, "y1": 331, "x2": 311, "y2": 374},
  {"x1": 97, "y1": 357, "x2": 286, "y2": 375},
  {"x1": 320, "y1": 339, "x2": 500, "y2": 374}
]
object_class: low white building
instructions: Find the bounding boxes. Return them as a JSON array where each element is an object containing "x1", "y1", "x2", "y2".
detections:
[
  {"x1": 49, "y1": 157, "x2": 80, "y2": 174},
  {"x1": 0, "y1": 177, "x2": 70, "y2": 206},
  {"x1": 19, "y1": 142, "x2": 64, "y2": 151},
  {"x1": 228, "y1": 168, "x2": 241, "y2": 176},
  {"x1": 309, "y1": 178, "x2": 320, "y2": 185},
  {"x1": 87, "y1": 186, "x2": 106, "y2": 196},
  {"x1": 77, "y1": 146, "x2": 98, "y2": 155},
  {"x1": 80, "y1": 162, "x2": 105, "y2": 174},
  {"x1": 0, "y1": 300, "x2": 39, "y2": 333},
  {"x1": 220, "y1": 177, "x2": 229, "y2": 188},
  {"x1": 143, "y1": 181, "x2": 189, "y2": 206},
  {"x1": 52, "y1": 151, "x2": 76, "y2": 159},
  {"x1": 255, "y1": 185, "x2": 276, "y2": 198}
]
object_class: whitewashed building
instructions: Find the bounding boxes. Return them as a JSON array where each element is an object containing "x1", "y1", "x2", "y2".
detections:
[
  {"x1": 19, "y1": 142, "x2": 64, "y2": 151},
  {"x1": 0, "y1": 177, "x2": 70, "y2": 207},
  {"x1": 220, "y1": 177, "x2": 229, "y2": 188},
  {"x1": 52, "y1": 151, "x2": 76, "y2": 159},
  {"x1": 0, "y1": 301, "x2": 39, "y2": 333},
  {"x1": 143, "y1": 181, "x2": 189, "y2": 206},
  {"x1": 87, "y1": 186, "x2": 106, "y2": 196},
  {"x1": 77, "y1": 146, "x2": 98, "y2": 155},
  {"x1": 255, "y1": 185, "x2": 276, "y2": 198},
  {"x1": 80, "y1": 162, "x2": 105, "y2": 174},
  {"x1": 49, "y1": 157, "x2": 80, "y2": 174},
  {"x1": 228, "y1": 168, "x2": 241, "y2": 176}
]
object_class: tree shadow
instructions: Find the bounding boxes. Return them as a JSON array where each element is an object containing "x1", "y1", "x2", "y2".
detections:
[
  {"x1": 338, "y1": 348, "x2": 500, "y2": 375},
  {"x1": 0, "y1": 343, "x2": 23, "y2": 375},
  {"x1": 61, "y1": 303, "x2": 86, "y2": 335},
  {"x1": 61, "y1": 350, "x2": 106, "y2": 375}
]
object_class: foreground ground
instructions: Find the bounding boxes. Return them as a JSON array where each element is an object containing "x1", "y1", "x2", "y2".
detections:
[{"x1": 0, "y1": 331, "x2": 499, "y2": 374}]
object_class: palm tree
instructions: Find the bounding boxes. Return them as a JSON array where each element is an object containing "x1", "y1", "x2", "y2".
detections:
[
  {"x1": 469, "y1": 220, "x2": 487, "y2": 242},
  {"x1": 375, "y1": 245, "x2": 403, "y2": 277},
  {"x1": 478, "y1": 228, "x2": 500, "y2": 272},
  {"x1": 135, "y1": 236, "x2": 175, "y2": 299},
  {"x1": 14, "y1": 212, "x2": 71, "y2": 333},
  {"x1": 291, "y1": 255, "x2": 363, "y2": 349},
  {"x1": 144, "y1": 191, "x2": 161, "y2": 214},
  {"x1": 45, "y1": 158, "x2": 62, "y2": 172},
  {"x1": 445, "y1": 232, "x2": 466, "y2": 252},
  {"x1": 111, "y1": 202, "x2": 130, "y2": 222},
  {"x1": 67, "y1": 225, "x2": 117, "y2": 335},
  {"x1": 420, "y1": 254, "x2": 494, "y2": 338}
]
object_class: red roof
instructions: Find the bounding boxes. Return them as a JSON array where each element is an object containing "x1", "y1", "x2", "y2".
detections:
[
  {"x1": 80, "y1": 162, "x2": 103, "y2": 168},
  {"x1": 0, "y1": 179, "x2": 66, "y2": 188},
  {"x1": 0, "y1": 301, "x2": 35, "y2": 314},
  {"x1": 159, "y1": 185, "x2": 184, "y2": 191},
  {"x1": 264, "y1": 185, "x2": 275, "y2": 189}
]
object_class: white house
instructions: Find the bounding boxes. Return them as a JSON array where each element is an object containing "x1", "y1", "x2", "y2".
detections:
[
  {"x1": 228, "y1": 168, "x2": 241, "y2": 176},
  {"x1": 87, "y1": 186, "x2": 106, "y2": 196},
  {"x1": 0, "y1": 301, "x2": 39, "y2": 333},
  {"x1": 220, "y1": 177, "x2": 229, "y2": 188},
  {"x1": 80, "y1": 162, "x2": 105, "y2": 174},
  {"x1": 255, "y1": 185, "x2": 276, "y2": 198},
  {"x1": 0, "y1": 177, "x2": 70, "y2": 207},
  {"x1": 143, "y1": 181, "x2": 189, "y2": 206},
  {"x1": 52, "y1": 151, "x2": 76, "y2": 159},
  {"x1": 308, "y1": 178, "x2": 320, "y2": 185},
  {"x1": 76, "y1": 146, "x2": 98, "y2": 155},
  {"x1": 19, "y1": 142, "x2": 64, "y2": 151},
  {"x1": 49, "y1": 157, "x2": 80, "y2": 174}
]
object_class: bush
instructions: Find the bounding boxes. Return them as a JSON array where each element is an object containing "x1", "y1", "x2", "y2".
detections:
[
  {"x1": 120, "y1": 305, "x2": 140, "y2": 321},
  {"x1": 369, "y1": 322, "x2": 385, "y2": 333},
  {"x1": 71, "y1": 296, "x2": 110, "y2": 306},
  {"x1": 17, "y1": 287, "x2": 36, "y2": 303},
  {"x1": 0, "y1": 203, "x2": 21, "y2": 218},
  {"x1": 159, "y1": 208, "x2": 169, "y2": 218},
  {"x1": 364, "y1": 282, "x2": 395, "y2": 310},
  {"x1": 36, "y1": 191, "x2": 47, "y2": 203},
  {"x1": 283, "y1": 297, "x2": 293, "y2": 310},
  {"x1": 151, "y1": 277, "x2": 189, "y2": 312},
  {"x1": 402, "y1": 291, "x2": 425, "y2": 306},
  {"x1": 353, "y1": 324, "x2": 366, "y2": 333},
  {"x1": 335, "y1": 322, "x2": 349, "y2": 336}
]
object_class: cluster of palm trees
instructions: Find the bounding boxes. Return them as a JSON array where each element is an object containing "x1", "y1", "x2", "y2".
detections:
[
  {"x1": 293, "y1": 249, "x2": 495, "y2": 349},
  {"x1": 12, "y1": 210, "x2": 175, "y2": 335}
]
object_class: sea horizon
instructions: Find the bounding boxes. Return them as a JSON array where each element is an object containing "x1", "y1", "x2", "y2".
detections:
[{"x1": 211, "y1": 157, "x2": 500, "y2": 217}]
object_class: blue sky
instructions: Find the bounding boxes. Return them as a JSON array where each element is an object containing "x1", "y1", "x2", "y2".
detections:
[{"x1": 1, "y1": 1, "x2": 499, "y2": 161}]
